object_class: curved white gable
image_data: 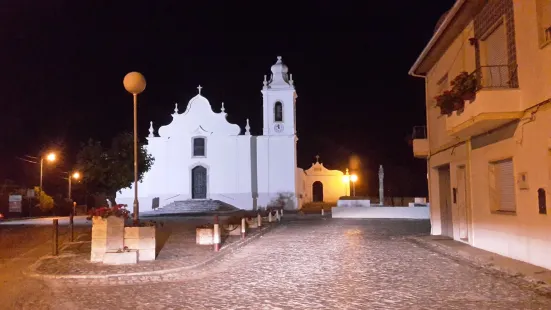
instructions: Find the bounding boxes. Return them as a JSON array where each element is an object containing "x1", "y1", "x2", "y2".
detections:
[
  {"x1": 158, "y1": 94, "x2": 241, "y2": 137},
  {"x1": 305, "y1": 162, "x2": 344, "y2": 176}
]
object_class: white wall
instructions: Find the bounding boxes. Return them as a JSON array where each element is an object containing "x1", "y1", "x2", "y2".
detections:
[
  {"x1": 256, "y1": 135, "x2": 297, "y2": 209},
  {"x1": 117, "y1": 94, "x2": 254, "y2": 211},
  {"x1": 332, "y1": 206, "x2": 430, "y2": 219}
]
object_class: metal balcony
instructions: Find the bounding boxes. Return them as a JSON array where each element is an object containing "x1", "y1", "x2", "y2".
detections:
[{"x1": 446, "y1": 65, "x2": 522, "y2": 138}]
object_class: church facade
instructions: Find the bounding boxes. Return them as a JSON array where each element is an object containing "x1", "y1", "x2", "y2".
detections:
[{"x1": 116, "y1": 57, "x2": 348, "y2": 212}]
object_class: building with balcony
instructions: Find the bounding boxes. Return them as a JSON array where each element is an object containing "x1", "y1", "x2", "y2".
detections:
[{"x1": 409, "y1": 0, "x2": 551, "y2": 269}]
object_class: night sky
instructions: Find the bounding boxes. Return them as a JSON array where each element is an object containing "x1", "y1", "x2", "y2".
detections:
[{"x1": 0, "y1": 1, "x2": 455, "y2": 198}]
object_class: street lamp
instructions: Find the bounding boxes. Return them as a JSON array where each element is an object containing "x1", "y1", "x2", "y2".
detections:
[
  {"x1": 342, "y1": 168, "x2": 351, "y2": 196},
  {"x1": 123, "y1": 71, "x2": 146, "y2": 225},
  {"x1": 68, "y1": 171, "x2": 81, "y2": 200},
  {"x1": 350, "y1": 174, "x2": 358, "y2": 197},
  {"x1": 39, "y1": 152, "x2": 56, "y2": 206}
]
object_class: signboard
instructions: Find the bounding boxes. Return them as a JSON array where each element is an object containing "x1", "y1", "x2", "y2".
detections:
[
  {"x1": 27, "y1": 189, "x2": 35, "y2": 198},
  {"x1": 9, "y1": 195, "x2": 23, "y2": 213}
]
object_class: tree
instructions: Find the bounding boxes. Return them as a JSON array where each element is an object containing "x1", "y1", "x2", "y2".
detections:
[
  {"x1": 35, "y1": 186, "x2": 54, "y2": 212},
  {"x1": 76, "y1": 132, "x2": 154, "y2": 203}
]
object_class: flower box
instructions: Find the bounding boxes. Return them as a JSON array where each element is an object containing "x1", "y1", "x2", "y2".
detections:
[
  {"x1": 124, "y1": 226, "x2": 156, "y2": 261},
  {"x1": 196, "y1": 226, "x2": 214, "y2": 245},
  {"x1": 90, "y1": 216, "x2": 125, "y2": 262}
]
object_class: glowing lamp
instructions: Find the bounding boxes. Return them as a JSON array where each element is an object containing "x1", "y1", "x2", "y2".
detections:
[
  {"x1": 350, "y1": 174, "x2": 358, "y2": 182},
  {"x1": 123, "y1": 72, "x2": 146, "y2": 95},
  {"x1": 46, "y1": 153, "x2": 56, "y2": 162}
]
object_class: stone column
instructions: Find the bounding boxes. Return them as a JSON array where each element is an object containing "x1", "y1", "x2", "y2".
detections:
[{"x1": 379, "y1": 165, "x2": 384, "y2": 206}]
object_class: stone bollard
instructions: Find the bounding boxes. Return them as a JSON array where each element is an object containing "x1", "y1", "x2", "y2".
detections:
[
  {"x1": 268, "y1": 211, "x2": 273, "y2": 223},
  {"x1": 52, "y1": 219, "x2": 59, "y2": 256},
  {"x1": 276, "y1": 210, "x2": 281, "y2": 222},
  {"x1": 241, "y1": 217, "x2": 246, "y2": 239},
  {"x1": 281, "y1": 209, "x2": 284, "y2": 217},
  {"x1": 257, "y1": 213, "x2": 262, "y2": 227},
  {"x1": 321, "y1": 209, "x2": 325, "y2": 216},
  {"x1": 213, "y1": 215, "x2": 221, "y2": 252},
  {"x1": 69, "y1": 212, "x2": 74, "y2": 242}
]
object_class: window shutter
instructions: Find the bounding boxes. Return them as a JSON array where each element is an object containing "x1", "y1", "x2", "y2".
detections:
[
  {"x1": 496, "y1": 159, "x2": 516, "y2": 212},
  {"x1": 484, "y1": 22, "x2": 509, "y2": 87}
]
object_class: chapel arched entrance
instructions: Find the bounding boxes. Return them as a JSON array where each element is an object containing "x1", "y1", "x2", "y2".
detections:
[
  {"x1": 192, "y1": 166, "x2": 207, "y2": 199},
  {"x1": 312, "y1": 181, "x2": 324, "y2": 202}
]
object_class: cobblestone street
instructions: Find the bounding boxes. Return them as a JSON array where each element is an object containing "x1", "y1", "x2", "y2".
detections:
[{"x1": 24, "y1": 217, "x2": 549, "y2": 310}]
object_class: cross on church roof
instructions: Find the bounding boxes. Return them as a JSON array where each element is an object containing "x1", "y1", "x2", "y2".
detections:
[
  {"x1": 197, "y1": 85, "x2": 202, "y2": 94},
  {"x1": 315, "y1": 155, "x2": 320, "y2": 163}
]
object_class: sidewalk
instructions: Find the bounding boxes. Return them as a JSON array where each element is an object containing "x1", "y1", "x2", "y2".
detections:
[
  {"x1": 26, "y1": 216, "x2": 280, "y2": 286},
  {"x1": 410, "y1": 235, "x2": 551, "y2": 295}
]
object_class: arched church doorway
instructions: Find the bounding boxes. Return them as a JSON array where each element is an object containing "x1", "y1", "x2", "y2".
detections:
[
  {"x1": 192, "y1": 166, "x2": 207, "y2": 199},
  {"x1": 313, "y1": 181, "x2": 324, "y2": 202}
]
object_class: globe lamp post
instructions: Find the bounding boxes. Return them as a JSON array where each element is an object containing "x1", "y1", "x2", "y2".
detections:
[{"x1": 123, "y1": 72, "x2": 146, "y2": 225}]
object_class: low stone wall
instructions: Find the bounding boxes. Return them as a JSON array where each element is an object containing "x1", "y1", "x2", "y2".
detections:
[
  {"x1": 331, "y1": 206, "x2": 429, "y2": 219},
  {"x1": 337, "y1": 199, "x2": 370, "y2": 207}
]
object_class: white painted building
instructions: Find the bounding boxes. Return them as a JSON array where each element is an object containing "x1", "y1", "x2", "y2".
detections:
[
  {"x1": 117, "y1": 57, "x2": 348, "y2": 212},
  {"x1": 410, "y1": 0, "x2": 551, "y2": 269}
]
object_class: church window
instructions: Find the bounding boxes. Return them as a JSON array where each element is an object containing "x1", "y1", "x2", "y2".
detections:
[
  {"x1": 193, "y1": 137, "x2": 205, "y2": 157},
  {"x1": 274, "y1": 101, "x2": 283, "y2": 122}
]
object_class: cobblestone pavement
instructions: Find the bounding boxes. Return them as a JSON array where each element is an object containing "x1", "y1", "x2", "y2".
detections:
[{"x1": 27, "y1": 217, "x2": 550, "y2": 310}]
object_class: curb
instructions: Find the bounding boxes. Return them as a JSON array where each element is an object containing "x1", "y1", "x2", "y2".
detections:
[
  {"x1": 25, "y1": 222, "x2": 281, "y2": 283},
  {"x1": 407, "y1": 236, "x2": 551, "y2": 296}
]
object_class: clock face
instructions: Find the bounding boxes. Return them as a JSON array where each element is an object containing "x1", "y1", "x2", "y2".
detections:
[{"x1": 274, "y1": 123, "x2": 284, "y2": 133}]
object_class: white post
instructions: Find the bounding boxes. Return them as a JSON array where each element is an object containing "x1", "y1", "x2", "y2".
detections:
[
  {"x1": 213, "y1": 215, "x2": 221, "y2": 251},
  {"x1": 257, "y1": 213, "x2": 262, "y2": 227},
  {"x1": 321, "y1": 209, "x2": 325, "y2": 216},
  {"x1": 268, "y1": 211, "x2": 273, "y2": 223}
]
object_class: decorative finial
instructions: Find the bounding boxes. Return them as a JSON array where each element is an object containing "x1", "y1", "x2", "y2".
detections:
[
  {"x1": 277, "y1": 56, "x2": 282, "y2": 61},
  {"x1": 346, "y1": 168, "x2": 350, "y2": 175},
  {"x1": 289, "y1": 73, "x2": 294, "y2": 86},
  {"x1": 148, "y1": 121, "x2": 154, "y2": 137},
  {"x1": 174, "y1": 103, "x2": 179, "y2": 114},
  {"x1": 315, "y1": 155, "x2": 320, "y2": 163},
  {"x1": 221, "y1": 102, "x2": 225, "y2": 113},
  {"x1": 245, "y1": 118, "x2": 251, "y2": 135},
  {"x1": 263, "y1": 75, "x2": 267, "y2": 87},
  {"x1": 197, "y1": 85, "x2": 202, "y2": 94}
]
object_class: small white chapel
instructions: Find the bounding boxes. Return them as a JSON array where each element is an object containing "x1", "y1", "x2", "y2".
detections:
[{"x1": 116, "y1": 57, "x2": 349, "y2": 212}]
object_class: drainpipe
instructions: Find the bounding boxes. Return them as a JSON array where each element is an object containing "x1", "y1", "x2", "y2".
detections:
[{"x1": 466, "y1": 138, "x2": 473, "y2": 243}]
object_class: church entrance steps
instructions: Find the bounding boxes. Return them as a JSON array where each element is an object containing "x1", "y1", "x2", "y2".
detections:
[{"x1": 152, "y1": 199, "x2": 240, "y2": 215}]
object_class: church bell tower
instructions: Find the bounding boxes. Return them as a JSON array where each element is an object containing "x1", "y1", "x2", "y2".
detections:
[
  {"x1": 256, "y1": 56, "x2": 299, "y2": 209},
  {"x1": 261, "y1": 56, "x2": 297, "y2": 136}
]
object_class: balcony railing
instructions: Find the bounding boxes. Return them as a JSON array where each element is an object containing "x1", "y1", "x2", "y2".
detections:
[
  {"x1": 471, "y1": 64, "x2": 518, "y2": 90},
  {"x1": 411, "y1": 126, "x2": 427, "y2": 140}
]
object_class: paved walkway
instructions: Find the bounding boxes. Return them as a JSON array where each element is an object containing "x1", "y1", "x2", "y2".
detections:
[
  {"x1": 32, "y1": 218, "x2": 551, "y2": 309},
  {"x1": 28, "y1": 216, "x2": 276, "y2": 284}
]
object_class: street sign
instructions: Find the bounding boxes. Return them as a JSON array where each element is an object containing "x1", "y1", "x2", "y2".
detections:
[
  {"x1": 9, "y1": 195, "x2": 22, "y2": 213},
  {"x1": 26, "y1": 189, "x2": 35, "y2": 198}
]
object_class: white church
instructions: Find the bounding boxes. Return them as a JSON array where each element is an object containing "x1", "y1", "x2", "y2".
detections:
[{"x1": 117, "y1": 57, "x2": 348, "y2": 212}]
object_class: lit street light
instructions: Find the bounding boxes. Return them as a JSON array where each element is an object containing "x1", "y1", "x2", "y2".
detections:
[
  {"x1": 123, "y1": 71, "x2": 146, "y2": 225},
  {"x1": 39, "y1": 152, "x2": 56, "y2": 208},
  {"x1": 342, "y1": 168, "x2": 351, "y2": 196},
  {"x1": 68, "y1": 171, "x2": 81, "y2": 200}
]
